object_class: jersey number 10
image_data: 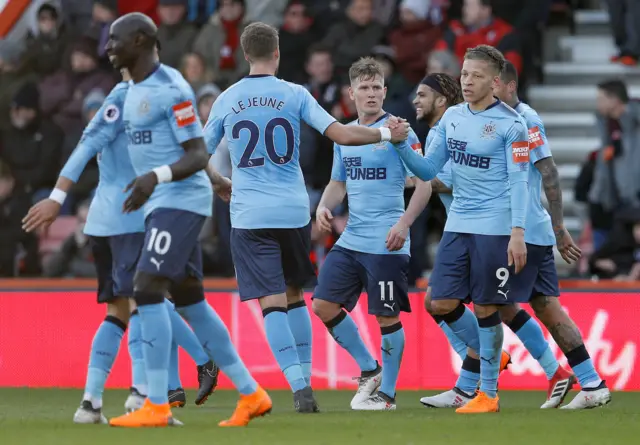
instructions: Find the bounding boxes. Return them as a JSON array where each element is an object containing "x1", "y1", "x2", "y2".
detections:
[{"x1": 232, "y1": 118, "x2": 295, "y2": 168}]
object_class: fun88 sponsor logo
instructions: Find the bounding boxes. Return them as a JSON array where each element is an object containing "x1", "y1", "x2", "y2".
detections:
[
  {"x1": 447, "y1": 138, "x2": 490, "y2": 169},
  {"x1": 344, "y1": 156, "x2": 387, "y2": 180}
]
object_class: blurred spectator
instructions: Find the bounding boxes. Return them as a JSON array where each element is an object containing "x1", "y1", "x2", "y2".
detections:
[
  {"x1": 427, "y1": 49, "x2": 461, "y2": 77},
  {"x1": 157, "y1": 0, "x2": 198, "y2": 69},
  {"x1": 89, "y1": 0, "x2": 119, "y2": 64},
  {"x1": 304, "y1": 45, "x2": 341, "y2": 111},
  {"x1": 0, "y1": 82, "x2": 64, "y2": 202},
  {"x1": 606, "y1": 0, "x2": 640, "y2": 66},
  {"x1": 244, "y1": 0, "x2": 289, "y2": 28},
  {"x1": 187, "y1": 0, "x2": 218, "y2": 26},
  {"x1": 389, "y1": 0, "x2": 446, "y2": 84},
  {"x1": 370, "y1": 45, "x2": 413, "y2": 126},
  {"x1": 590, "y1": 80, "x2": 640, "y2": 233},
  {"x1": 0, "y1": 40, "x2": 37, "y2": 132},
  {"x1": 0, "y1": 162, "x2": 41, "y2": 277},
  {"x1": 181, "y1": 52, "x2": 211, "y2": 93},
  {"x1": 44, "y1": 200, "x2": 96, "y2": 277},
  {"x1": 59, "y1": 89, "x2": 105, "y2": 209},
  {"x1": 589, "y1": 208, "x2": 640, "y2": 280},
  {"x1": 22, "y1": 3, "x2": 70, "y2": 79},
  {"x1": 60, "y1": 0, "x2": 94, "y2": 37},
  {"x1": 39, "y1": 37, "x2": 114, "y2": 131},
  {"x1": 196, "y1": 83, "x2": 221, "y2": 121},
  {"x1": 193, "y1": 0, "x2": 250, "y2": 89},
  {"x1": 278, "y1": 0, "x2": 316, "y2": 83},
  {"x1": 321, "y1": 0, "x2": 385, "y2": 73},
  {"x1": 435, "y1": 0, "x2": 522, "y2": 74}
]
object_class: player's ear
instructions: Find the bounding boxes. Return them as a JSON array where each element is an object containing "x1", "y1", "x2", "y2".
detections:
[
  {"x1": 382, "y1": 86, "x2": 387, "y2": 100},
  {"x1": 436, "y1": 95, "x2": 447, "y2": 108},
  {"x1": 273, "y1": 47, "x2": 280, "y2": 60},
  {"x1": 348, "y1": 86, "x2": 355, "y2": 101}
]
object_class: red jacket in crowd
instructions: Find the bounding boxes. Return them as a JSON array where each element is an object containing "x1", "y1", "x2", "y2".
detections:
[
  {"x1": 435, "y1": 17, "x2": 522, "y2": 74},
  {"x1": 118, "y1": 0, "x2": 159, "y2": 24}
]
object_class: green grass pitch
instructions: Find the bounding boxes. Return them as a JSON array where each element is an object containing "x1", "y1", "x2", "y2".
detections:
[{"x1": 1, "y1": 389, "x2": 638, "y2": 445}]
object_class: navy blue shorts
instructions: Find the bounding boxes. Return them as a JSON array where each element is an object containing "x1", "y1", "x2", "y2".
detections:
[
  {"x1": 521, "y1": 243, "x2": 560, "y2": 299},
  {"x1": 313, "y1": 246, "x2": 411, "y2": 316},
  {"x1": 90, "y1": 233, "x2": 145, "y2": 303},
  {"x1": 137, "y1": 208, "x2": 205, "y2": 283},
  {"x1": 231, "y1": 223, "x2": 316, "y2": 301},
  {"x1": 431, "y1": 232, "x2": 539, "y2": 305}
]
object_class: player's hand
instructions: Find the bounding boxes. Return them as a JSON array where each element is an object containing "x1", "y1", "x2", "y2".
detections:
[
  {"x1": 387, "y1": 118, "x2": 410, "y2": 143},
  {"x1": 123, "y1": 172, "x2": 157, "y2": 213},
  {"x1": 22, "y1": 199, "x2": 61, "y2": 233},
  {"x1": 316, "y1": 206, "x2": 333, "y2": 233},
  {"x1": 555, "y1": 227, "x2": 582, "y2": 264},
  {"x1": 214, "y1": 176, "x2": 232, "y2": 203},
  {"x1": 386, "y1": 221, "x2": 409, "y2": 251},
  {"x1": 507, "y1": 229, "x2": 527, "y2": 274}
]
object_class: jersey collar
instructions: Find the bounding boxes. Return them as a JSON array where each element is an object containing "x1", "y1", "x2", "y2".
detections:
[
  {"x1": 357, "y1": 111, "x2": 389, "y2": 126},
  {"x1": 245, "y1": 74, "x2": 274, "y2": 78},
  {"x1": 467, "y1": 97, "x2": 501, "y2": 115}
]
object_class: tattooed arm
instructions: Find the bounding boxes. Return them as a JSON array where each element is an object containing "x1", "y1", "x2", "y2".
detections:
[{"x1": 535, "y1": 157, "x2": 581, "y2": 263}]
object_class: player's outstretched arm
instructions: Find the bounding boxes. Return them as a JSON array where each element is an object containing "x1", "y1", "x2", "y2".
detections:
[
  {"x1": 387, "y1": 178, "x2": 431, "y2": 251},
  {"x1": 324, "y1": 119, "x2": 409, "y2": 146},
  {"x1": 392, "y1": 125, "x2": 448, "y2": 181},
  {"x1": 535, "y1": 157, "x2": 581, "y2": 263}
]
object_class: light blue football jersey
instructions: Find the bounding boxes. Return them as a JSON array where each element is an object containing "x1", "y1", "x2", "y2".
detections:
[
  {"x1": 123, "y1": 64, "x2": 212, "y2": 217},
  {"x1": 331, "y1": 113, "x2": 418, "y2": 255},
  {"x1": 514, "y1": 102, "x2": 555, "y2": 247},
  {"x1": 395, "y1": 100, "x2": 530, "y2": 236},
  {"x1": 427, "y1": 121, "x2": 454, "y2": 213},
  {"x1": 203, "y1": 74, "x2": 336, "y2": 229},
  {"x1": 60, "y1": 82, "x2": 145, "y2": 236}
]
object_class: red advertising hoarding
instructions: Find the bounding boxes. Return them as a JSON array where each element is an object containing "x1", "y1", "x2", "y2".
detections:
[{"x1": 0, "y1": 291, "x2": 637, "y2": 390}]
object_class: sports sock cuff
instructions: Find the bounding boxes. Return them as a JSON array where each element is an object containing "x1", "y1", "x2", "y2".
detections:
[
  {"x1": 133, "y1": 290, "x2": 165, "y2": 306},
  {"x1": 565, "y1": 344, "x2": 589, "y2": 368},
  {"x1": 262, "y1": 306, "x2": 287, "y2": 317},
  {"x1": 461, "y1": 355, "x2": 481, "y2": 373},
  {"x1": 324, "y1": 310, "x2": 347, "y2": 329},
  {"x1": 380, "y1": 322, "x2": 403, "y2": 335},
  {"x1": 440, "y1": 303, "x2": 466, "y2": 324},
  {"x1": 130, "y1": 309, "x2": 139, "y2": 316},
  {"x1": 287, "y1": 300, "x2": 307, "y2": 310},
  {"x1": 431, "y1": 313, "x2": 445, "y2": 323},
  {"x1": 104, "y1": 315, "x2": 127, "y2": 332},
  {"x1": 170, "y1": 282, "x2": 205, "y2": 307},
  {"x1": 477, "y1": 311, "x2": 501, "y2": 328},
  {"x1": 506, "y1": 309, "x2": 531, "y2": 333}
]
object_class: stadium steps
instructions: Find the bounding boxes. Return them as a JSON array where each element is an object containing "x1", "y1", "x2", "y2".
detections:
[
  {"x1": 530, "y1": 85, "x2": 640, "y2": 111},
  {"x1": 574, "y1": 9, "x2": 611, "y2": 35},
  {"x1": 538, "y1": 112, "x2": 598, "y2": 138}
]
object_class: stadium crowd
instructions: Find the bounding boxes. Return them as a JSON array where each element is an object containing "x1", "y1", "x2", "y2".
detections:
[{"x1": 1, "y1": 0, "x2": 636, "y2": 282}]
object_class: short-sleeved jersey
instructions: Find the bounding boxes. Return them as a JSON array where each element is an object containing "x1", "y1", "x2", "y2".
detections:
[
  {"x1": 203, "y1": 74, "x2": 336, "y2": 229},
  {"x1": 396, "y1": 100, "x2": 530, "y2": 236},
  {"x1": 515, "y1": 102, "x2": 555, "y2": 246},
  {"x1": 331, "y1": 113, "x2": 418, "y2": 255},
  {"x1": 123, "y1": 64, "x2": 212, "y2": 217},
  {"x1": 60, "y1": 82, "x2": 144, "y2": 236}
]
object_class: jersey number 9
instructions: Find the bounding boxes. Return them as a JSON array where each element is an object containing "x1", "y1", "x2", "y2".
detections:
[{"x1": 232, "y1": 118, "x2": 295, "y2": 168}]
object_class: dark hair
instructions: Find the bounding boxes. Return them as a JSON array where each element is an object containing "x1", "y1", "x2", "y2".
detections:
[
  {"x1": 479, "y1": 0, "x2": 493, "y2": 7},
  {"x1": 426, "y1": 73, "x2": 463, "y2": 107},
  {"x1": 597, "y1": 79, "x2": 629, "y2": 103},
  {"x1": 500, "y1": 60, "x2": 518, "y2": 86},
  {"x1": 349, "y1": 57, "x2": 384, "y2": 83},
  {"x1": 241, "y1": 22, "x2": 279, "y2": 61},
  {"x1": 306, "y1": 43, "x2": 332, "y2": 63},
  {"x1": 464, "y1": 44, "x2": 505, "y2": 74}
]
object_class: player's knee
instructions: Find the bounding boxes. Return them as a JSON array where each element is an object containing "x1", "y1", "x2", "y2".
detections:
[
  {"x1": 170, "y1": 276, "x2": 205, "y2": 307},
  {"x1": 285, "y1": 285, "x2": 304, "y2": 306},
  {"x1": 311, "y1": 298, "x2": 341, "y2": 323},
  {"x1": 424, "y1": 287, "x2": 434, "y2": 314},
  {"x1": 430, "y1": 299, "x2": 462, "y2": 317},
  {"x1": 498, "y1": 303, "x2": 521, "y2": 325},
  {"x1": 530, "y1": 295, "x2": 561, "y2": 320},
  {"x1": 259, "y1": 293, "x2": 288, "y2": 310},
  {"x1": 376, "y1": 315, "x2": 400, "y2": 328},
  {"x1": 107, "y1": 297, "x2": 131, "y2": 323},
  {"x1": 502, "y1": 306, "x2": 532, "y2": 333},
  {"x1": 133, "y1": 271, "x2": 168, "y2": 306}
]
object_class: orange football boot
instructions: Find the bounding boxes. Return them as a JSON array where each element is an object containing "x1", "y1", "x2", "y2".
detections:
[
  {"x1": 218, "y1": 386, "x2": 273, "y2": 427},
  {"x1": 110, "y1": 399, "x2": 183, "y2": 428},
  {"x1": 456, "y1": 391, "x2": 500, "y2": 413},
  {"x1": 499, "y1": 350, "x2": 512, "y2": 373}
]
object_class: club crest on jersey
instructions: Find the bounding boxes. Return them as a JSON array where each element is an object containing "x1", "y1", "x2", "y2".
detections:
[
  {"x1": 481, "y1": 121, "x2": 497, "y2": 140},
  {"x1": 103, "y1": 104, "x2": 120, "y2": 123},
  {"x1": 138, "y1": 99, "x2": 150, "y2": 115}
]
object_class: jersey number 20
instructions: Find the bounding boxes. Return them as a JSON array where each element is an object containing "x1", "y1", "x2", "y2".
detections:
[{"x1": 232, "y1": 118, "x2": 295, "y2": 168}]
